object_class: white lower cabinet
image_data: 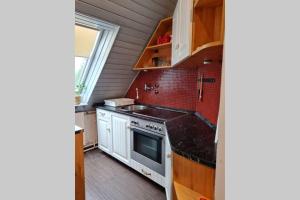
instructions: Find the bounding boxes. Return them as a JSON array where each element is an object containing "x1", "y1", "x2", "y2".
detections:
[
  {"x1": 96, "y1": 108, "x2": 166, "y2": 188},
  {"x1": 96, "y1": 109, "x2": 112, "y2": 154},
  {"x1": 111, "y1": 113, "x2": 131, "y2": 165},
  {"x1": 97, "y1": 109, "x2": 130, "y2": 166},
  {"x1": 97, "y1": 118, "x2": 111, "y2": 153}
]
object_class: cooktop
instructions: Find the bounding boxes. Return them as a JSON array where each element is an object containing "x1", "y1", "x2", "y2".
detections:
[{"x1": 132, "y1": 107, "x2": 188, "y2": 121}]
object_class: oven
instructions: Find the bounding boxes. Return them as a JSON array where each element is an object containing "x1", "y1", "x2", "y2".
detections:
[{"x1": 130, "y1": 126, "x2": 165, "y2": 176}]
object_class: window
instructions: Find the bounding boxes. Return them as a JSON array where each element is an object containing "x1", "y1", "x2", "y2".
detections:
[
  {"x1": 75, "y1": 25, "x2": 99, "y2": 86},
  {"x1": 75, "y1": 13, "x2": 119, "y2": 104},
  {"x1": 75, "y1": 57, "x2": 88, "y2": 85}
]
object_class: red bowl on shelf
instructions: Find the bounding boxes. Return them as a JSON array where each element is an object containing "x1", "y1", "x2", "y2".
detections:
[{"x1": 157, "y1": 34, "x2": 171, "y2": 44}]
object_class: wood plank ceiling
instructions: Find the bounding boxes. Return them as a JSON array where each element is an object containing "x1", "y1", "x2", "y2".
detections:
[{"x1": 75, "y1": 0, "x2": 177, "y2": 105}]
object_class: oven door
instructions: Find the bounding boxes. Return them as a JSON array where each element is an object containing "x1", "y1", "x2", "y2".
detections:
[{"x1": 130, "y1": 127, "x2": 165, "y2": 176}]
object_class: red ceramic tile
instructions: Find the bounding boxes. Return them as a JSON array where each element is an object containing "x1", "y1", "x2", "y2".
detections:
[
  {"x1": 126, "y1": 65, "x2": 222, "y2": 125},
  {"x1": 195, "y1": 64, "x2": 222, "y2": 124}
]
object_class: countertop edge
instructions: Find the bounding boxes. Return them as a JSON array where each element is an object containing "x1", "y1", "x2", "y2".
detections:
[
  {"x1": 171, "y1": 146, "x2": 216, "y2": 168},
  {"x1": 75, "y1": 125, "x2": 84, "y2": 134}
]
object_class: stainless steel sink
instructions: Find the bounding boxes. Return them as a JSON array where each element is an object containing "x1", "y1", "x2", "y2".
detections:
[{"x1": 120, "y1": 105, "x2": 149, "y2": 111}]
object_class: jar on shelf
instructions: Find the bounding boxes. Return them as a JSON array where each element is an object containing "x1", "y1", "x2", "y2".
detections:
[{"x1": 152, "y1": 50, "x2": 159, "y2": 66}]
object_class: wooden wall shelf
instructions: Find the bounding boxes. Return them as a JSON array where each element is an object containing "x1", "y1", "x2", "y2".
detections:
[
  {"x1": 174, "y1": 41, "x2": 223, "y2": 68},
  {"x1": 192, "y1": 41, "x2": 222, "y2": 56},
  {"x1": 134, "y1": 17, "x2": 172, "y2": 70},
  {"x1": 147, "y1": 42, "x2": 172, "y2": 50},
  {"x1": 132, "y1": 65, "x2": 172, "y2": 71}
]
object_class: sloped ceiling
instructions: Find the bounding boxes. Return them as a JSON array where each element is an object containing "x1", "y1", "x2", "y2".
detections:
[{"x1": 75, "y1": 0, "x2": 177, "y2": 105}]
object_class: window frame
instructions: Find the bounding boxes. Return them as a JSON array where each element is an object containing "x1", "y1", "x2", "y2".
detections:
[{"x1": 75, "y1": 12, "x2": 120, "y2": 104}]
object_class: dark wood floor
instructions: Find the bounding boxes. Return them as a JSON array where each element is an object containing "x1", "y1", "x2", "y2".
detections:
[{"x1": 84, "y1": 149, "x2": 166, "y2": 200}]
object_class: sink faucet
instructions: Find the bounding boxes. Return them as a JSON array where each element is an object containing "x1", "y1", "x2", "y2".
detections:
[{"x1": 144, "y1": 83, "x2": 153, "y2": 92}]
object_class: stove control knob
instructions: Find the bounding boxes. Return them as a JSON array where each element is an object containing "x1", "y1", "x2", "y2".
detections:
[
  {"x1": 158, "y1": 127, "x2": 162, "y2": 131},
  {"x1": 149, "y1": 124, "x2": 154, "y2": 129},
  {"x1": 154, "y1": 126, "x2": 158, "y2": 130},
  {"x1": 146, "y1": 124, "x2": 150, "y2": 128}
]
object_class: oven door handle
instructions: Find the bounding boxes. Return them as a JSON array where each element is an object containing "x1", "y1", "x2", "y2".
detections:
[{"x1": 130, "y1": 126, "x2": 165, "y2": 138}]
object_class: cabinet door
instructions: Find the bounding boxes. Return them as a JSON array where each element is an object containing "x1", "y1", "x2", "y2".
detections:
[
  {"x1": 97, "y1": 118, "x2": 110, "y2": 153},
  {"x1": 172, "y1": 0, "x2": 193, "y2": 66},
  {"x1": 111, "y1": 114, "x2": 130, "y2": 165},
  {"x1": 171, "y1": 1, "x2": 180, "y2": 65},
  {"x1": 177, "y1": 0, "x2": 193, "y2": 62}
]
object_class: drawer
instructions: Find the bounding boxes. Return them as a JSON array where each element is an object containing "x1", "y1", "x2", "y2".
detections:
[
  {"x1": 131, "y1": 160, "x2": 164, "y2": 186},
  {"x1": 96, "y1": 109, "x2": 111, "y2": 121}
]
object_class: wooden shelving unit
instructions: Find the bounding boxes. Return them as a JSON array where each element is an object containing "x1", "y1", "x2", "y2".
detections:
[
  {"x1": 134, "y1": 0, "x2": 224, "y2": 70},
  {"x1": 133, "y1": 17, "x2": 172, "y2": 70},
  {"x1": 192, "y1": 0, "x2": 224, "y2": 51},
  {"x1": 179, "y1": 0, "x2": 224, "y2": 68}
]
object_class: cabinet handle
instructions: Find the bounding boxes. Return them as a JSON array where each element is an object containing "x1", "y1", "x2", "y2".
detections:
[
  {"x1": 106, "y1": 128, "x2": 110, "y2": 132},
  {"x1": 141, "y1": 169, "x2": 151, "y2": 176},
  {"x1": 101, "y1": 113, "x2": 105, "y2": 116},
  {"x1": 175, "y1": 44, "x2": 179, "y2": 49},
  {"x1": 167, "y1": 153, "x2": 172, "y2": 158},
  {"x1": 127, "y1": 124, "x2": 131, "y2": 129}
]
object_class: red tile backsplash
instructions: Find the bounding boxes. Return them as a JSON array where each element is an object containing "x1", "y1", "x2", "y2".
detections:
[
  {"x1": 127, "y1": 68, "x2": 197, "y2": 111},
  {"x1": 196, "y1": 64, "x2": 222, "y2": 124},
  {"x1": 126, "y1": 65, "x2": 222, "y2": 125}
]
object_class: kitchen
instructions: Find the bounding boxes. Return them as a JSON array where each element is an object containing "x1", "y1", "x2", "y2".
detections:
[
  {"x1": 3, "y1": 0, "x2": 298, "y2": 199},
  {"x1": 75, "y1": 0, "x2": 224, "y2": 200}
]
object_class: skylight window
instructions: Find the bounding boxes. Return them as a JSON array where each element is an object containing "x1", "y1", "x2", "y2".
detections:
[
  {"x1": 75, "y1": 56, "x2": 88, "y2": 85},
  {"x1": 75, "y1": 13, "x2": 119, "y2": 104},
  {"x1": 75, "y1": 25, "x2": 99, "y2": 86}
]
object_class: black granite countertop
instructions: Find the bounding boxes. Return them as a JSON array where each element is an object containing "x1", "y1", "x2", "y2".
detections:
[
  {"x1": 96, "y1": 104, "x2": 217, "y2": 168},
  {"x1": 166, "y1": 113, "x2": 217, "y2": 168}
]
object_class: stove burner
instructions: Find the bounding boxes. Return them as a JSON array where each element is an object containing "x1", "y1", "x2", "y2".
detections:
[{"x1": 132, "y1": 107, "x2": 187, "y2": 121}]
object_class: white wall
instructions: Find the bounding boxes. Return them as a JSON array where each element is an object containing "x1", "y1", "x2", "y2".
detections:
[{"x1": 215, "y1": 47, "x2": 225, "y2": 200}]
